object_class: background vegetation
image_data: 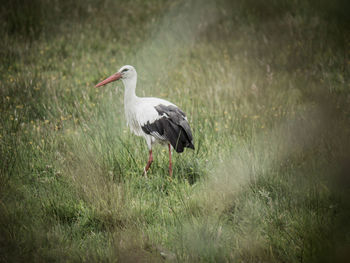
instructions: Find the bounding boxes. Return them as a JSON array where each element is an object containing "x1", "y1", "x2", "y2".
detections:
[{"x1": 1, "y1": 0, "x2": 349, "y2": 262}]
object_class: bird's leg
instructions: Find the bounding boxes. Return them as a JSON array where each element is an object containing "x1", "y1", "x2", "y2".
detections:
[
  {"x1": 168, "y1": 144, "x2": 173, "y2": 177},
  {"x1": 143, "y1": 149, "x2": 153, "y2": 177}
]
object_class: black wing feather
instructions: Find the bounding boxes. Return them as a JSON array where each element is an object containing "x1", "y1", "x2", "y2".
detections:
[{"x1": 141, "y1": 104, "x2": 194, "y2": 153}]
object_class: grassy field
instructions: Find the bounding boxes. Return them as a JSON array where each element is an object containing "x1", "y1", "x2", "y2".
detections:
[{"x1": 1, "y1": 0, "x2": 350, "y2": 262}]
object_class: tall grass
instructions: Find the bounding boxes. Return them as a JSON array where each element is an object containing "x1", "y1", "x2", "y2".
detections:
[{"x1": 1, "y1": 0, "x2": 350, "y2": 262}]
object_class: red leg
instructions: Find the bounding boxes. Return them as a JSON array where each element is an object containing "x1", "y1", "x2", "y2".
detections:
[
  {"x1": 143, "y1": 150, "x2": 153, "y2": 176},
  {"x1": 168, "y1": 144, "x2": 173, "y2": 177}
]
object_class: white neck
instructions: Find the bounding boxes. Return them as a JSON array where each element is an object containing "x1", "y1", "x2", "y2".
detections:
[{"x1": 122, "y1": 74, "x2": 138, "y2": 106}]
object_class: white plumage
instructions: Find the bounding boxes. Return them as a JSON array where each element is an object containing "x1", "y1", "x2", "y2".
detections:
[
  {"x1": 126, "y1": 97, "x2": 174, "y2": 144},
  {"x1": 95, "y1": 65, "x2": 194, "y2": 177}
]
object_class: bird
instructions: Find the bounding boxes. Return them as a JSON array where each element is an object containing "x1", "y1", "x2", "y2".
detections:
[{"x1": 95, "y1": 65, "x2": 194, "y2": 177}]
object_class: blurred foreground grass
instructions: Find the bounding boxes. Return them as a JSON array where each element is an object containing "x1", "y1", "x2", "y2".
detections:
[{"x1": 1, "y1": 0, "x2": 350, "y2": 262}]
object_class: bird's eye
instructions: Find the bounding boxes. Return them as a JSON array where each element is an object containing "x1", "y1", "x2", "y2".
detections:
[{"x1": 122, "y1": 68, "x2": 129, "y2": 73}]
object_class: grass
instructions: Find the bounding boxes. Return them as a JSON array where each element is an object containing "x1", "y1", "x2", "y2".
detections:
[{"x1": 1, "y1": 0, "x2": 350, "y2": 262}]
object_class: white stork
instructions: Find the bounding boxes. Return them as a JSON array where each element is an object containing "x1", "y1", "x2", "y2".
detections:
[{"x1": 95, "y1": 65, "x2": 194, "y2": 177}]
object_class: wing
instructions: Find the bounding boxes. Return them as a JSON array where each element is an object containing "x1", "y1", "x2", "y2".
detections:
[{"x1": 140, "y1": 101, "x2": 194, "y2": 153}]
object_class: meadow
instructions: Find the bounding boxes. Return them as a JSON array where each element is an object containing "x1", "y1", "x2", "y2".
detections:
[{"x1": 1, "y1": 0, "x2": 350, "y2": 262}]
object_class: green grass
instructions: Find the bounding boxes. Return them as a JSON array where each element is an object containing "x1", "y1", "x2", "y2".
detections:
[{"x1": 1, "y1": 0, "x2": 350, "y2": 262}]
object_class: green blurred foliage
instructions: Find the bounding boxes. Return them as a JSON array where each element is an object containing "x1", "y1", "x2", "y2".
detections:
[{"x1": 0, "y1": 0, "x2": 349, "y2": 262}]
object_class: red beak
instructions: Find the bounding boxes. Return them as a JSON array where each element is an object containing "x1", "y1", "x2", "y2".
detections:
[{"x1": 95, "y1": 72, "x2": 122, "y2": 87}]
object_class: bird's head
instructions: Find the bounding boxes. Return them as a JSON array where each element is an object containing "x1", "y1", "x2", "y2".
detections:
[{"x1": 95, "y1": 65, "x2": 136, "y2": 88}]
